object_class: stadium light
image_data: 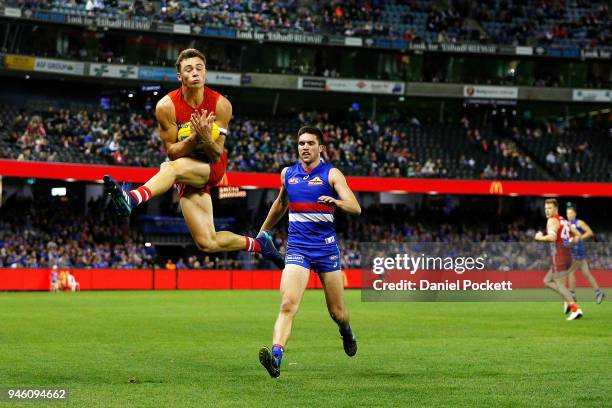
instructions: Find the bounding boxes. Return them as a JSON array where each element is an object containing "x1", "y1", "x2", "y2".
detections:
[
  {"x1": 51, "y1": 187, "x2": 66, "y2": 197},
  {"x1": 144, "y1": 242, "x2": 152, "y2": 247}
]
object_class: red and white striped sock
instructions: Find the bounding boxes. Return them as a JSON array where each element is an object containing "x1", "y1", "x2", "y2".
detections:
[
  {"x1": 245, "y1": 236, "x2": 262, "y2": 253},
  {"x1": 129, "y1": 186, "x2": 152, "y2": 206}
]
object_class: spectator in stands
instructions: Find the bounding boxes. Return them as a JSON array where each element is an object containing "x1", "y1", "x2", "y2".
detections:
[{"x1": 546, "y1": 150, "x2": 557, "y2": 165}]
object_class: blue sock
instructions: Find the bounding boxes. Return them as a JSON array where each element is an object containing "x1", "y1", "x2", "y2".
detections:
[
  {"x1": 271, "y1": 344, "x2": 284, "y2": 368},
  {"x1": 339, "y1": 325, "x2": 353, "y2": 338}
]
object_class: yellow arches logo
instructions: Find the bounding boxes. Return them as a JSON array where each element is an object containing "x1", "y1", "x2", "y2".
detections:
[{"x1": 489, "y1": 181, "x2": 504, "y2": 194}]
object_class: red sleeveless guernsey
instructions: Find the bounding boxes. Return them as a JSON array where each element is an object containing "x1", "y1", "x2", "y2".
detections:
[
  {"x1": 168, "y1": 85, "x2": 221, "y2": 134},
  {"x1": 167, "y1": 85, "x2": 228, "y2": 196},
  {"x1": 550, "y1": 214, "x2": 571, "y2": 272}
]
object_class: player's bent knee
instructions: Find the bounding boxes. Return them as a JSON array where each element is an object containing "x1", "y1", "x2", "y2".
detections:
[
  {"x1": 279, "y1": 296, "x2": 300, "y2": 316},
  {"x1": 160, "y1": 160, "x2": 179, "y2": 177},
  {"x1": 171, "y1": 157, "x2": 192, "y2": 175}
]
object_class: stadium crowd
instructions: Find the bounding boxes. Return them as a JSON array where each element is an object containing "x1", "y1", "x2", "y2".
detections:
[
  {"x1": 2, "y1": 105, "x2": 540, "y2": 180},
  {"x1": 2, "y1": 196, "x2": 609, "y2": 271},
  {"x1": 229, "y1": 112, "x2": 451, "y2": 178},
  {"x1": 0, "y1": 196, "x2": 156, "y2": 269},
  {"x1": 3, "y1": 103, "x2": 609, "y2": 181},
  {"x1": 4, "y1": 105, "x2": 166, "y2": 167},
  {"x1": 8, "y1": 0, "x2": 611, "y2": 48}
]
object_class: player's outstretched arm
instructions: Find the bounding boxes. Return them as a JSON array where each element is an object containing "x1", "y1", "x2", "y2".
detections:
[
  {"x1": 320, "y1": 168, "x2": 361, "y2": 216},
  {"x1": 259, "y1": 168, "x2": 289, "y2": 233},
  {"x1": 156, "y1": 96, "x2": 196, "y2": 161}
]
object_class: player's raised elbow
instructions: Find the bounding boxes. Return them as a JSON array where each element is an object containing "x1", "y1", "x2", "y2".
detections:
[{"x1": 166, "y1": 149, "x2": 181, "y2": 161}]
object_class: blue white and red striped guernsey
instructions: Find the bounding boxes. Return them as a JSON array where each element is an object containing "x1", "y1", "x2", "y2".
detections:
[{"x1": 285, "y1": 160, "x2": 338, "y2": 250}]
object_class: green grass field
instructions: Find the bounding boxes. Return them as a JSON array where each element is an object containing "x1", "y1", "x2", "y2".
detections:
[{"x1": 0, "y1": 290, "x2": 610, "y2": 407}]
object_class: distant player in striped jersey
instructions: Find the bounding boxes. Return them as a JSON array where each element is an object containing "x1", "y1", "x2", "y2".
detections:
[
  {"x1": 564, "y1": 204, "x2": 605, "y2": 308},
  {"x1": 535, "y1": 198, "x2": 583, "y2": 320},
  {"x1": 103, "y1": 48, "x2": 283, "y2": 268},
  {"x1": 257, "y1": 126, "x2": 361, "y2": 378}
]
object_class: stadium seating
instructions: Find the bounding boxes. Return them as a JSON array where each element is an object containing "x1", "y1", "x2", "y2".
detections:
[
  {"x1": 3, "y1": 102, "x2": 609, "y2": 181},
  {"x1": 0, "y1": 103, "x2": 557, "y2": 180},
  {"x1": 512, "y1": 126, "x2": 610, "y2": 182},
  {"x1": 8, "y1": 0, "x2": 610, "y2": 48},
  {"x1": 0, "y1": 195, "x2": 156, "y2": 269},
  {"x1": 478, "y1": 0, "x2": 610, "y2": 47},
  {"x1": 2, "y1": 195, "x2": 609, "y2": 270}
]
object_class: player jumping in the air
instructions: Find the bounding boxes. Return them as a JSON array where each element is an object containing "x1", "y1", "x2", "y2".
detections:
[
  {"x1": 563, "y1": 203, "x2": 605, "y2": 311},
  {"x1": 103, "y1": 48, "x2": 283, "y2": 268},
  {"x1": 257, "y1": 126, "x2": 361, "y2": 378},
  {"x1": 535, "y1": 199, "x2": 583, "y2": 320}
]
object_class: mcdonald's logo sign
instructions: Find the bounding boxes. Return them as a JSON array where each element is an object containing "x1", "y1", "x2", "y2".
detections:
[
  {"x1": 489, "y1": 181, "x2": 504, "y2": 194},
  {"x1": 216, "y1": 173, "x2": 229, "y2": 187}
]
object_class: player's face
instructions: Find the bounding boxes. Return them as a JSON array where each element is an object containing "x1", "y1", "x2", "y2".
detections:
[
  {"x1": 178, "y1": 57, "x2": 206, "y2": 89},
  {"x1": 298, "y1": 133, "x2": 322, "y2": 164},
  {"x1": 566, "y1": 208, "x2": 576, "y2": 221},
  {"x1": 544, "y1": 203, "x2": 558, "y2": 218}
]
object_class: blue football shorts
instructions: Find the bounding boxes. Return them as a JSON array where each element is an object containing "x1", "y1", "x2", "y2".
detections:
[{"x1": 285, "y1": 245, "x2": 341, "y2": 273}]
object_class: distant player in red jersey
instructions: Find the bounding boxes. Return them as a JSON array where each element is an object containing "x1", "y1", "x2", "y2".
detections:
[
  {"x1": 535, "y1": 198, "x2": 583, "y2": 320},
  {"x1": 103, "y1": 48, "x2": 283, "y2": 268}
]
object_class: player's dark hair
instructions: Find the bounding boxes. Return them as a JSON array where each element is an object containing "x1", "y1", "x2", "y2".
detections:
[
  {"x1": 176, "y1": 48, "x2": 206, "y2": 72},
  {"x1": 566, "y1": 202, "x2": 577, "y2": 211},
  {"x1": 297, "y1": 126, "x2": 324, "y2": 145},
  {"x1": 544, "y1": 198, "x2": 558, "y2": 208}
]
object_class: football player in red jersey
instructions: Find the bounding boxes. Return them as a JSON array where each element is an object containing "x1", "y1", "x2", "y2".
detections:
[
  {"x1": 535, "y1": 199, "x2": 583, "y2": 320},
  {"x1": 104, "y1": 48, "x2": 283, "y2": 268}
]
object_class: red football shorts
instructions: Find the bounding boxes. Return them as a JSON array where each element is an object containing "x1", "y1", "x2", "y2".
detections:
[{"x1": 176, "y1": 151, "x2": 228, "y2": 197}]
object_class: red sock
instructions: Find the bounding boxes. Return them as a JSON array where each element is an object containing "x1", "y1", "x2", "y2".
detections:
[
  {"x1": 245, "y1": 236, "x2": 261, "y2": 253},
  {"x1": 129, "y1": 186, "x2": 152, "y2": 206},
  {"x1": 570, "y1": 302, "x2": 578, "y2": 313}
]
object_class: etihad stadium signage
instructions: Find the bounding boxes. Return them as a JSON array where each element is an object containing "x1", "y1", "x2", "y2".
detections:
[{"x1": 298, "y1": 77, "x2": 405, "y2": 95}]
